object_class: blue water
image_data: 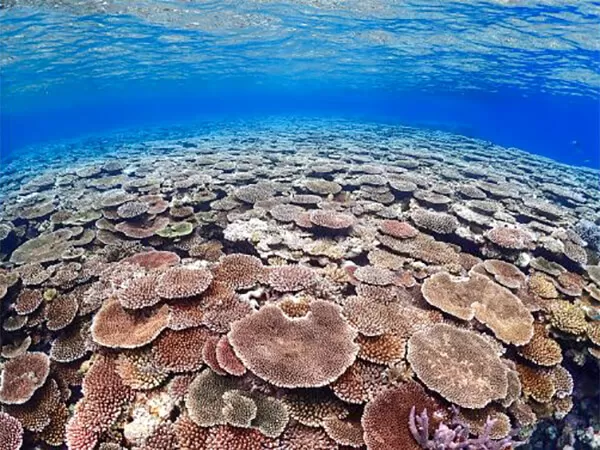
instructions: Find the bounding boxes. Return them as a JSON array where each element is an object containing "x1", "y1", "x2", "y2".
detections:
[{"x1": 1, "y1": 1, "x2": 599, "y2": 167}]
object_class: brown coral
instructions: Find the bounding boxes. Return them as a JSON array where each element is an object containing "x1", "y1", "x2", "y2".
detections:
[
  {"x1": 331, "y1": 360, "x2": 385, "y2": 404},
  {"x1": 215, "y1": 335, "x2": 247, "y2": 376},
  {"x1": 422, "y1": 272, "x2": 534, "y2": 345},
  {"x1": 121, "y1": 250, "x2": 180, "y2": 269},
  {"x1": 407, "y1": 324, "x2": 510, "y2": 409},
  {"x1": 379, "y1": 220, "x2": 418, "y2": 239},
  {"x1": 156, "y1": 266, "x2": 213, "y2": 299},
  {"x1": 115, "y1": 350, "x2": 168, "y2": 390},
  {"x1": 482, "y1": 259, "x2": 527, "y2": 289},
  {"x1": 0, "y1": 411, "x2": 23, "y2": 450},
  {"x1": 410, "y1": 208, "x2": 458, "y2": 234},
  {"x1": 228, "y1": 300, "x2": 359, "y2": 388},
  {"x1": 45, "y1": 293, "x2": 79, "y2": 331},
  {"x1": 117, "y1": 274, "x2": 161, "y2": 309},
  {"x1": 65, "y1": 356, "x2": 133, "y2": 450},
  {"x1": 357, "y1": 333, "x2": 405, "y2": 366},
  {"x1": 309, "y1": 210, "x2": 356, "y2": 230},
  {"x1": 152, "y1": 327, "x2": 212, "y2": 372},
  {"x1": 354, "y1": 265, "x2": 396, "y2": 286},
  {"x1": 548, "y1": 300, "x2": 587, "y2": 335},
  {"x1": 0, "y1": 351, "x2": 50, "y2": 405},
  {"x1": 14, "y1": 288, "x2": 44, "y2": 315},
  {"x1": 518, "y1": 325, "x2": 563, "y2": 367},
  {"x1": 362, "y1": 381, "x2": 444, "y2": 450},
  {"x1": 91, "y1": 299, "x2": 169, "y2": 349},
  {"x1": 485, "y1": 226, "x2": 535, "y2": 250},
  {"x1": 267, "y1": 265, "x2": 316, "y2": 292},
  {"x1": 212, "y1": 254, "x2": 266, "y2": 290}
]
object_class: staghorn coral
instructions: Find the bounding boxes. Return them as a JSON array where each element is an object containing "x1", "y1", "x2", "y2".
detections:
[
  {"x1": 409, "y1": 407, "x2": 524, "y2": 450},
  {"x1": 156, "y1": 266, "x2": 213, "y2": 299},
  {"x1": 407, "y1": 324, "x2": 510, "y2": 409},
  {"x1": 228, "y1": 300, "x2": 359, "y2": 388},
  {"x1": 421, "y1": 272, "x2": 534, "y2": 345},
  {"x1": 0, "y1": 411, "x2": 24, "y2": 450},
  {"x1": 91, "y1": 299, "x2": 170, "y2": 349},
  {"x1": 0, "y1": 351, "x2": 50, "y2": 405},
  {"x1": 362, "y1": 381, "x2": 445, "y2": 450}
]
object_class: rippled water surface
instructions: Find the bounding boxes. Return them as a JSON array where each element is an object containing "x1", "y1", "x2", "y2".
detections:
[
  {"x1": 0, "y1": 4, "x2": 600, "y2": 450},
  {"x1": 1, "y1": 0, "x2": 599, "y2": 167}
]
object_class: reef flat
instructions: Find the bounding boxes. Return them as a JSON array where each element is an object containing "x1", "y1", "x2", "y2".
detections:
[{"x1": 0, "y1": 119, "x2": 599, "y2": 449}]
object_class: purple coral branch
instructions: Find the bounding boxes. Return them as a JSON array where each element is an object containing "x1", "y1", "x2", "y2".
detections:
[{"x1": 409, "y1": 406, "x2": 527, "y2": 450}]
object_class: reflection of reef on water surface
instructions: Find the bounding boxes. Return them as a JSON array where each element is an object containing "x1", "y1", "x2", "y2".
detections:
[{"x1": 0, "y1": 119, "x2": 598, "y2": 449}]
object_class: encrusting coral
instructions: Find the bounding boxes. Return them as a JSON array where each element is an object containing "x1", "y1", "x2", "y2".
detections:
[{"x1": 0, "y1": 119, "x2": 598, "y2": 449}]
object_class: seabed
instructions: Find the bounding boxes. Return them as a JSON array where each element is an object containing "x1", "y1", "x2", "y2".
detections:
[{"x1": 0, "y1": 118, "x2": 599, "y2": 450}]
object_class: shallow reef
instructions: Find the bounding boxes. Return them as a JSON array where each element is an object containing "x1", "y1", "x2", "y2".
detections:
[{"x1": 0, "y1": 119, "x2": 599, "y2": 450}]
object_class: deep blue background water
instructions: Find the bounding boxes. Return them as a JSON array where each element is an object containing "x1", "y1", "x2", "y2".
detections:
[
  {"x1": 2, "y1": 84, "x2": 598, "y2": 168},
  {"x1": 1, "y1": 1, "x2": 599, "y2": 169}
]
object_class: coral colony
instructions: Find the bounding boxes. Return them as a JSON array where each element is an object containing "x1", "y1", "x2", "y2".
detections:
[{"x1": 0, "y1": 119, "x2": 598, "y2": 449}]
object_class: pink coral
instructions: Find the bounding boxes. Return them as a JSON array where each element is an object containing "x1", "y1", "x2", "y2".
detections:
[
  {"x1": 0, "y1": 352, "x2": 50, "y2": 405},
  {"x1": 0, "y1": 412, "x2": 23, "y2": 450},
  {"x1": 228, "y1": 300, "x2": 359, "y2": 388},
  {"x1": 156, "y1": 266, "x2": 213, "y2": 299}
]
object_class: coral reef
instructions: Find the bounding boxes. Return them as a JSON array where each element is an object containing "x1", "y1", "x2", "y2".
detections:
[{"x1": 0, "y1": 119, "x2": 598, "y2": 449}]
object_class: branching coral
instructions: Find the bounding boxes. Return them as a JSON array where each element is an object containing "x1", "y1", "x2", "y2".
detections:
[{"x1": 408, "y1": 407, "x2": 525, "y2": 450}]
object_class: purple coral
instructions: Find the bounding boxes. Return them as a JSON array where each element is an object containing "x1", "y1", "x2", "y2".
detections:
[{"x1": 408, "y1": 407, "x2": 525, "y2": 450}]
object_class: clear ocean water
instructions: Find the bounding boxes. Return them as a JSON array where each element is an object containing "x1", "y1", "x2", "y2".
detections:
[
  {"x1": 1, "y1": 1, "x2": 599, "y2": 167},
  {"x1": 1, "y1": 2, "x2": 600, "y2": 450}
]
